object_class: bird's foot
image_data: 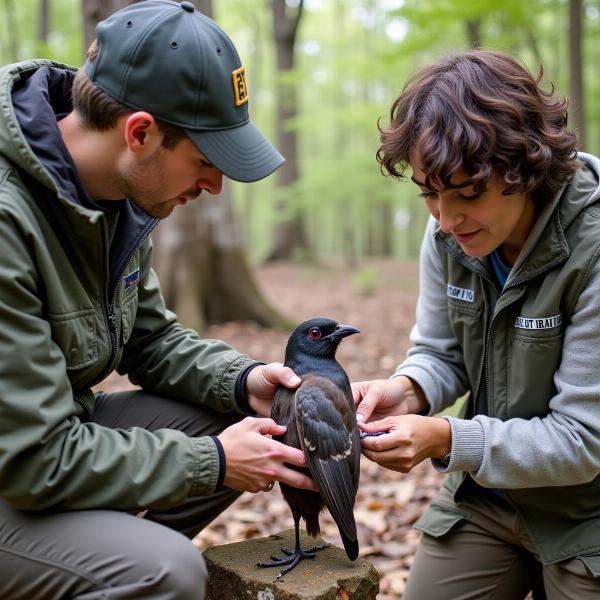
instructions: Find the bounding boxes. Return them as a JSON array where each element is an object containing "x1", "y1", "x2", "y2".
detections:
[
  {"x1": 279, "y1": 543, "x2": 328, "y2": 556},
  {"x1": 256, "y1": 544, "x2": 329, "y2": 579}
]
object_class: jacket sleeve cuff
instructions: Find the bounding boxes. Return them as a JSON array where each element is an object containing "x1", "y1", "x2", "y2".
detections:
[
  {"x1": 210, "y1": 435, "x2": 226, "y2": 491},
  {"x1": 188, "y1": 436, "x2": 221, "y2": 495},
  {"x1": 234, "y1": 362, "x2": 265, "y2": 414},
  {"x1": 431, "y1": 416, "x2": 484, "y2": 473},
  {"x1": 213, "y1": 355, "x2": 262, "y2": 413}
]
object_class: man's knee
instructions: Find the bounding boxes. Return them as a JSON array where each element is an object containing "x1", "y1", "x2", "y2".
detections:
[
  {"x1": 90, "y1": 520, "x2": 209, "y2": 599},
  {"x1": 146, "y1": 534, "x2": 208, "y2": 599}
]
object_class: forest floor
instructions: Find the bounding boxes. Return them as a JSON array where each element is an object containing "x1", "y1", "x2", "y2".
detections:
[{"x1": 103, "y1": 258, "x2": 443, "y2": 598}]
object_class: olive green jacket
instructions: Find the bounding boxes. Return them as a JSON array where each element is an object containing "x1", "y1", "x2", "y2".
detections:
[
  {"x1": 398, "y1": 156, "x2": 600, "y2": 571},
  {"x1": 0, "y1": 60, "x2": 257, "y2": 511}
]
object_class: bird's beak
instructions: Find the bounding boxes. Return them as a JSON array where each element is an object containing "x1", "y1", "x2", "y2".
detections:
[{"x1": 327, "y1": 324, "x2": 360, "y2": 341}]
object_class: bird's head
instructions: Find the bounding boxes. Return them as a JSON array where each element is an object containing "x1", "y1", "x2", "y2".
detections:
[{"x1": 285, "y1": 317, "x2": 360, "y2": 361}]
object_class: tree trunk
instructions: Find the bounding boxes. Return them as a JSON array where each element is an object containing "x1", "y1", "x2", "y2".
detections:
[
  {"x1": 369, "y1": 203, "x2": 392, "y2": 256},
  {"x1": 362, "y1": 0, "x2": 392, "y2": 259},
  {"x1": 268, "y1": 0, "x2": 306, "y2": 260},
  {"x1": 466, "y1": 19, "x2": 482, "y2": 49},
  {"x1": 38, "y1": 0, "x2": 50, "y2": 48},
  {"x1": 523, "y1": 24, "x2": 543, "y2": 66},
  {"x1": 82, "y1": 0, "x2": 135, "y2": 49},
  {"x1": 4, "y1": 0, "x2": 19, "y2": 62},
  {"x1": 153, "y1": 181, "x2": 290, "y2": 330},
  {"x1": 81, "y1": 0, "x2": 289, "y2": 329},
  {"x1": 568, "y1": 0, "x2": 585, "y2": 149},
  {"x1": 195, "y1": 0, "x2": 212, "y2": 16}
]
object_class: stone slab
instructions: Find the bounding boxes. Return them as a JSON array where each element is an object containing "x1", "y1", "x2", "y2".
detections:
[{"x1": 204, "y1": 528, "x2": 379, "y2": 600}]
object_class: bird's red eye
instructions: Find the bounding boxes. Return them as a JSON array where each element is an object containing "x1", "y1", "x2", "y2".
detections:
[{"x1": 308, "y1": 327, "x2": 322, "y2": 340}]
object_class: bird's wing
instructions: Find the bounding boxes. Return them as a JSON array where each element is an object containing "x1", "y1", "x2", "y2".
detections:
[
  {"x1": 338, "y1": 375, "x2": 362, "y2": 495},
  {"x1": 271, "y1": 385, "x2": 299, "y2": 447},
  {"x1": 294, "y1": 375, "x2": 358, "y2": 545}
]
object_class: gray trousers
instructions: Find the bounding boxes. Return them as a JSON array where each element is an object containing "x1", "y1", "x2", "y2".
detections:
[
  {"x1": 403, "y1": 485, "x2": 600, "y2": 600},
  {"x1": 0, "y1": 390, "x2": 243, "y2": 600}
]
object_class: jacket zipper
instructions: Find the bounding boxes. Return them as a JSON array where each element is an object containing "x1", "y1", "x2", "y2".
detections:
[{"x1": 86, "y1": 217, "x2": 158, "y2": 389}]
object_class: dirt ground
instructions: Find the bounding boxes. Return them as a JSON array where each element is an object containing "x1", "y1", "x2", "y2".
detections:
[{"x1": 103, "y1": 258, "x2": 444, "y2": 598}]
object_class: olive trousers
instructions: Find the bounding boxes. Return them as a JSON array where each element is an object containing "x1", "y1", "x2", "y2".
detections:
[
  {"x1": 403, "y1": 485, "x2": 600, "y2": 600},
  {"x1": 0, "y1": 390, "x2": 243, "y2": 600}
]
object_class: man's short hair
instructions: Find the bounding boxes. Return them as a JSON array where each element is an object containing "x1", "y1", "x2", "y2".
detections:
[
  {"x1": 72, "y1": 40, "x2": 188, "y2": 149},
  {"x1": 377, "y1": 50, "x2": 578, "y2": 205}
]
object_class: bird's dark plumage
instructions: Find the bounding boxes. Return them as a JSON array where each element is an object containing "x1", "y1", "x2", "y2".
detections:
[{"x1": 258, "y1": 317, "x2": 360, "y2": 578}]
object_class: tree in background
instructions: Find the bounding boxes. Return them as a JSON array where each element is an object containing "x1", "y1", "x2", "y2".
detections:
[
  {"x1": 569, "y1": 0, "x2": 585, "y2": 148},
  {"x1": 38, "y1": 0, "x2": 50, "y2": 50},
  {"x1": 2, "y1": 0, "x2": 597, "y2": 275},
  {"x1": 82, "y1": 0, "x2": 132, "y2": 47},
  {"x1": 3, "y1": 0, "x2": 19, "y2": 61},
  {"x1": 268, "y1": 0, "x2": 306, "y2": 260}
]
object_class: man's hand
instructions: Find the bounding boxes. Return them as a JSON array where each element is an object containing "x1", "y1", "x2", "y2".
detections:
[
  {"x1": 352, "y1": 375, "x2": 428, "y2": 424},
  {"x1": 246, "y1": 362, "x2": 300, "y2": 417},
  {"x1": 217, "y1": 417, "x2": 318, "y2": 493},
  {"x1": 360, "y1": 415, "x2": 451, "y2": 473}
]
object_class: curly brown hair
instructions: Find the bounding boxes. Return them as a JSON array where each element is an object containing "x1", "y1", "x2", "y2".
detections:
[
  {"x1": 377, "y1": 50, "x2": 579, "y2": 204},
  {"x1": 72, "y1": 40, "x2": 188, "y2": 150}
]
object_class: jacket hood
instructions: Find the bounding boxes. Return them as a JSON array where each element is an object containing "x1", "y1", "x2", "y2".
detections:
[
  {"x1": 0, "y1": 60, "x2": 99, "y2": 215},
  {"x1": 554, "y1": 152, "x2": 600, "y2": 236},
  {"x1": 516, "y1": 154, "x2": 600, "y2": 283},
  {"x1": 577, "y1": 152, "x2": 600, "y2": 208},
  {"x1": 0, "y1": 60, "x2": 158, "y2": 293}
]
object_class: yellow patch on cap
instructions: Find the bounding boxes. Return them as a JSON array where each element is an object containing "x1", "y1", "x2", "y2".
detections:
[{"x1": 232, "y1": 66, "x2": 249, "y2": 107}]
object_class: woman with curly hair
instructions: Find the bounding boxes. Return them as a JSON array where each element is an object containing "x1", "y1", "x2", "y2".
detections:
[{"x1": 354, "y1": 50, "x2": 600, "y2": 597}]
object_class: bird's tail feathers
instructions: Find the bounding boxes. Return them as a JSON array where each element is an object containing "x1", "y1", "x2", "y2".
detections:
[
  {"x1": 308, "y1": 456, "x2": 359, "y2": 560},
  {"x1": 341, "y1": 533, "x2": 359, "y2": 561}
]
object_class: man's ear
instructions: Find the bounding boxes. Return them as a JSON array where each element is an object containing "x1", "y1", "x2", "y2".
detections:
[{"x1": 123, "y1": 112, "x2": 161, "y2": 154}]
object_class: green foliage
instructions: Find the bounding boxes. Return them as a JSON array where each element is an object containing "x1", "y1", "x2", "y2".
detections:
[
  {"x1": 2, "y1": 0, "x2": 598, "y2": 262},
  {"x1": 0, "y1": 0, "x2": 82, "y2": 65}
]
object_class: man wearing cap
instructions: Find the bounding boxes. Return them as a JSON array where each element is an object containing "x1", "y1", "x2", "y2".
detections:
[{"x1": 0, "y1": 1, "x2": 314, "y2": 598}]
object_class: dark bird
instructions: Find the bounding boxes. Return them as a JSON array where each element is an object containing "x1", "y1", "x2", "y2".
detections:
[{"x1": 257, "y1": 317, "x2": 360, "y2": 578}]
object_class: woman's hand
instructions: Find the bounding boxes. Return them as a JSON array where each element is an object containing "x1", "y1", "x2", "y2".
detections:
[
  {"x1": 352, "y1": 375, "x2": 429, "y2": 423},
  {"x1": 360, "y1": 415, "x2": 451, "y2": 473},
  {"x1": 246, "y1": 362, "x2": 301, "y2": 417},
  {"x1": 217, "y1": 417, "x2": 318, "y2": 493}
]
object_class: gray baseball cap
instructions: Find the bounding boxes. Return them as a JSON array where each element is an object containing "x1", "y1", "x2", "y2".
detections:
[{"x1": 84, "y1": 0, "x2": 284, "y2": 182}]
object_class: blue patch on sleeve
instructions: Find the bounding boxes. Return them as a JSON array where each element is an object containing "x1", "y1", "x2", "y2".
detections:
[{"x1": 123, "y1": 269, "x2": 140, "y2": 290}]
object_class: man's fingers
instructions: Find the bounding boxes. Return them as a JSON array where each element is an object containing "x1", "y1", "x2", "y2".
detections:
[
  {"x1": 252, "y1": 417, "x2": 287, "y2": 436},
  {"x1": 261, "y1": 362, "x2": 301, "y2": 388},
  {"x1": 281, "y1": 366, "x2": 301, "y2": 387},
  {"x1": 277, "y1": 443, "x2": 308, "y2": 468},
  {"x1": 278, "y1": 467, "x2": 319, "y2": 492}
]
